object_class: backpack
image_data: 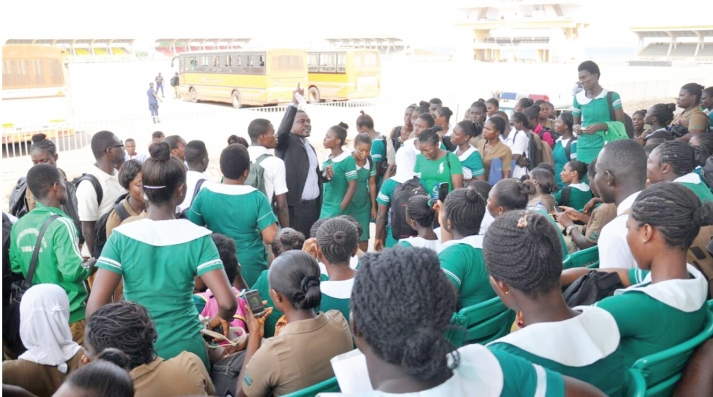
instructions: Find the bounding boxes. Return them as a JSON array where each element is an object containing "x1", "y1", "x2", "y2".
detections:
[
  {"x1": 562, "y1": 270, "x2": 624, "y2": 307},
  {"x1": 2, "y1": 213, "x2": 18, "y2": 314},
  {"x1": 170, "y1": 75, "x2": 179, "y2": 87},
  {"x1": 177, "y1": 178, "x2": 208, "y2": 219},
  {"x1": 538, "y1": 128, "x2": 559, "y2": 149},
  {"x1": 377, "y1": 134, "x2": 396, "y2": 179},
  {"x1": 245, "y1": 154, "x2": 271, "y2": 196},
  {"x1": 606, "y1": 91, "x2": 634, "y2": 138},
  {"x1": 73, "y1": 173, "x2": 104, "y2": 206},
  {"x1": 92, "y1": 194, "x2": 130, "y2": 258},
  {"x1": 10, "y1": 175, "x2": 83, "y2": 243},
  {"x1": 565, "y1": 138, "x2": 576, "y2": 161},
  {"x1": 391, "y1": 177, "x2": 427, "y2": 240}
]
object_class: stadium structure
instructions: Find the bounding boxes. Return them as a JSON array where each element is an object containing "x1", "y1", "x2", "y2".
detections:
[{"x1": 631, "y1": 26, "x2": 713, "y2": 63}]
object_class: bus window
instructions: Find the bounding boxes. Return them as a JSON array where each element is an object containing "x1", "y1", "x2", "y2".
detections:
[
  {"x1": 319, "y1": 53, "x2": 336, "y2": 73},
  {"x1": 190, "y1": 57, "x2": 197, "y2": 71},
  {"x1": 226, "y1": 55, "x2": 232, "y2": 67},
  {"x1": 236, "y1": 56, "x2": 242, "y2": 67},
  {"x1": 249, "y1": 55, "x2": 254, "y2": 67},
  {"x1": 307, "y1": 53, "x2": 319, "y2": 72},
  {"x1": 337, "y1": 53, "x2": 346, "y2": 73},
  {"x1": 3, "y1": 60, "x2": 31, "y2": 89},
  {"x1": 213, "y1": 56, "x2": 219, "y2": 67},
  {"x1": 201, "y1": 56, "x2": 208, "y2": 67},
  {"x1": 47, "y1": 59, "x2": 63, "y2": 85},
  {"x1": 259, "y1": 55, "x2": 265, "y2": 67}
]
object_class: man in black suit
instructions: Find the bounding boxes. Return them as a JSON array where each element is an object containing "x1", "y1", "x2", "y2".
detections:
[{"x1": 275, "y1": 86, "x2": 322, "y2": 237}]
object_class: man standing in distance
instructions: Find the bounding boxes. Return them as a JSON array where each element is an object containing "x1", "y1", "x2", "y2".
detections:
[
  {"x1": 275, "y1": 85, "x2": 322, "y2": 238},
  {"x1": 148, "y1": 83, "x2": 162, "y2": 124},
  {"x1": 155, "y1": 72, "x2": 165, "y2": 98},
  {"x1": 170, "y1": 72, "x2": 180, "y2": 99}
]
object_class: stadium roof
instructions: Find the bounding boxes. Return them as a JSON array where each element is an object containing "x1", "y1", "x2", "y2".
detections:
[{"x1": 630, "y1": 26, "x2": 713, "y2": 38}]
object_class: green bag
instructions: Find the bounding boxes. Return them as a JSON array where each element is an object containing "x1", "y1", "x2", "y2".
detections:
[{"x1": 604, "y1": 121, "x2": 629, "y2": 143}]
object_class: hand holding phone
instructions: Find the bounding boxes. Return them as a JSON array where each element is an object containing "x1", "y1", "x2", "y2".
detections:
[{"x1": 245, "y1": 290, "x2": 266, "y2": 318}]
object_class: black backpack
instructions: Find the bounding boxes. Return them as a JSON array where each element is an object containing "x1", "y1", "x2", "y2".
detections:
[
  {"x1": 72, "y1": 174, "x2": 104, "y2": 205},
  {"x1": 2, "y1": 213, "x2": 18, "y2": 314},
  {"x1": 391, "y1": 177, "x2": 427, "y2": 240},
  {"x1": 607, "y1": 92, "x2": 634, "y2": 138},
  {"x1": 539, "y1": 128, "x2": 559, "y2": 149},
  {"x1": 562, "y1": 270, "x2": 624, "y2": 307},
  {"x1": 564, "y1": 138, "x2": 576, "y2": 161},
  {"x1": 92, "y1": 194, "x2": 130, "y2": 258},
  {"x1": 177, "y1": 178, "x2": 207, "y2": 219},
  {"x1": 702, "y1": 157, "x2": 713, "y2": 192}
]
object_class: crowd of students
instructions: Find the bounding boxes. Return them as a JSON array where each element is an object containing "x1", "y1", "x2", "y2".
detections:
[{"x1": 2, "y1": 60, "x2": 713, "y2": 397}]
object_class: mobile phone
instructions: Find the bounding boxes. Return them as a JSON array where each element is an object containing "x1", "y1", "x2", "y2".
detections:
[
  {"x1": 438, "y1": 182, "x2": 450, "y2": 203},
  {"x1": 554, "y1": 206, "x2": 563, "y2": 213},
  {"x1": 245, "y1": 290, "x2": 266, "y2": 318}
]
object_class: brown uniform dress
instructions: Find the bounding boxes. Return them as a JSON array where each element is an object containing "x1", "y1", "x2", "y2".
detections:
[
  {"x1": 241, "y1": 311, "x2": 354, "y2": 396},
  {"x1": 2, "y1": 348, "x2": 84, "y2": 397},
  {"x1": 672, "y1": 107, "x2": 709, "y2": 133},
  {"x1": 476, "y1": 139, "x2": 513, "y2": 179},
  {"x1": 130, "y1": 352, "x2": 215, "y2": 397},
  {"x1": 584, "y1": 203, "x2": 617, "y2": 244}
]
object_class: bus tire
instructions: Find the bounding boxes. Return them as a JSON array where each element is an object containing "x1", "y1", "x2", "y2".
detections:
[
  {"x1": 189, "y1": 88, "x2": 199, "y2": 103},
  {"x1": 232, "y1": 91, "x2": 242, "y2": 108},
  {"x1": 308, "y1": 87, "x2": 321, "y2": 104}
]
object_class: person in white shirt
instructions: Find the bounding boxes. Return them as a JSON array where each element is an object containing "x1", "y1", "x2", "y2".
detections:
[
  {"x1": 76, "y1": 131, "x2": 126, "y2": 256},
  {"x1": 495, "y1": 112, "x2": 529, "y2": 179},
  {"x1": 594, "y1": 140, "x2": 647, "y2": 269},
  {"x1": 248, "y1": 118, "x2": 290, "y2": 227},
  {"x1": 177, "y1": 140, "x2": 210, "y2": 213},
  {"x1": 123, "y1": 138, "x2": 148, "y2": 163}
]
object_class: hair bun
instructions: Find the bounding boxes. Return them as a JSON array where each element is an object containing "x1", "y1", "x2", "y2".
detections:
[
  {"x1": 666, "y1": 103, "x2": 676, "y2": 112},
  {"x1": 31, "y1": 133, "x2": 48, "y2": 143},
  {"x1": 97, "y1": 348, "x2": 131, "y2": 370},
  {"x1": 359, "y1": 110, "x2": 365, "y2": 115},
  {"x1": 401, "y1": 327, "x2": 443, "y2": 379},
  {"x1": 148, "y1": 142, "x2": 171, "y2": 161},
  {"x1": 300, "y1": 275, "x2": 320, "y2": 292},
  {"x1": 694, "y1": 202, "x2": 713, "y2": 227},
  {"x1": 464, "y1": 187, "x2": 482, "y2": 204},
  {"x1": 519, "y1": 180, "x2": 536, "y2": 196},
  {"x1": 419, "y1": 100, "x2": 429, "y2": 107},
  {"x1": 332, "y1": 230, "x2": 347, "y2": 244}
]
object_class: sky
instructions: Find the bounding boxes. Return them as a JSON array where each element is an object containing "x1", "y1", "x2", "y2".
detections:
[{"x1": 1, "y1": 0, "x2": 711, "y2": 50}]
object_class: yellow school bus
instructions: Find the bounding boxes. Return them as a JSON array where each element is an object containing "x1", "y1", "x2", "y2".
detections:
[
  {"x1": 306, "y1": 49, "x2": 381, "y2": 102},
  {"x1": 2, "y1": 45, "x2": 74, "y2": 144},
  {"x1": 175, "y1": 49, "x2": 307, "y2": 107}
]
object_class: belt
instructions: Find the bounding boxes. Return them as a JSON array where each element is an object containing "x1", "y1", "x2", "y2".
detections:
[{"x1": 297, "y1": 198, "x2": 319, "y2": 205}]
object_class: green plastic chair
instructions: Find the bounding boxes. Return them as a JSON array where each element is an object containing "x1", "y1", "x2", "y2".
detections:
[
  {"x1": 562, "y1": 245, "x2": 599, "y2": 269},
  {"x1": 445, "y1": 296, "x2": 516, "y2": 347},
  {"x1": 282, "y1": 377, "x2": 340, "y2": 397},
  {"x1": 624, "y1": 368, "x2": 646, "y2": 397},
  {"x1": 627, "y1": 310, "x2": 713, "y2": 397}
]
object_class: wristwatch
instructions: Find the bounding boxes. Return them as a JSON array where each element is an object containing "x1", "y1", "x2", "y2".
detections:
[{"x1": 565, "y1": 226, "x2": 576, "y2": 236}]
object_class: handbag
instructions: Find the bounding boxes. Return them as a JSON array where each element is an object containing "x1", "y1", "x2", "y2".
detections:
[{"x1": 3, "y1": 215, "x2": 60, "y2": 358}]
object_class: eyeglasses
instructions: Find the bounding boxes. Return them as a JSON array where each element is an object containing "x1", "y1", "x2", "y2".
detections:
[{"x1": 106, "y1": 144, "x2": 124, "y2": 151}]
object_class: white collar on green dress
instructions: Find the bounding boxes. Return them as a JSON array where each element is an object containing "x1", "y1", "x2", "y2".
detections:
[
  {"x1": 114, "y1": 218, "x2": 212, "y2": 246},
  {"x1": 321, "y1": 278, "x2": 355, "y2": 299},
  {"x1": 674, "y1": 173, "x2": 702, "y2": 185},
  {"x1": 457, "y1": 144, "x2": 476, "y2": 162},
  {"x1": 203, "y1": 183, "x2": 257, "y2": 196},
  {"x1": 399, "y1": 236, "x2": 443, "y2": 252},
  {"x1": 328, "y1": 151, "x2": 351, "y2": 163},
  {"x1": 441, "y1": 235, "x2": 483, "y2": 249},
  {"x1": 575, "y1": 88, "x2": 609, "y2": 106},
  {"x1": 568, "y1": 183, "x2": 590, "y2": 192},
  {"x1": 616, "y1": 264, "x2": 708, "y2": 312},
  {"x1": 486, "y1": 306, "x2": 620, "y2": 367}
]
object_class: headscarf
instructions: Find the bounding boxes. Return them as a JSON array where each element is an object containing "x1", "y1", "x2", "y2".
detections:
[
  {"x1": 392, "y1": 140, "x2": 418, "y2": 183},
  {"x1": 19, "y1": 284, "x2": 81, "y2": 373}
]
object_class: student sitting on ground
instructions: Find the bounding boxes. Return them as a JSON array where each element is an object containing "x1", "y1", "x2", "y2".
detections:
[
  {"x1": 236, "y1": 251, "x2": 353, "y2": 397},
  {"x1": 555, "y1": 161, "x2": 593, "y2": 213},
  {"x1": 436, "y1": 188, "x2": 495, "y2": 308},
  {"x1": 83, "y1": 301, "x2": 214, "y2": 396},
  {"x1": 562, "y1": 183, "x2": 712, "y2": 367},
  {"x1": 329, "y1": 246, "x2": 606, "y2": 397},
  {"x1": 316, "y1": 217, "x2": 359, "y2": 321},
  {"x1": 484, "y1": 211, "x2": 625, "y2": 397},
  {"x1": 397, "y1": 195, "x2": 442, "y2": 253}
]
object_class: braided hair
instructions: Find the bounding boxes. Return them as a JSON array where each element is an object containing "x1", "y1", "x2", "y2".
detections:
[
  {"x1": 30, "y1": 133, "x2": 57, "y2": 157},
  {"x1": 268, "y1": 250, "x2": 322, "y2": 310},
  {"x1": 142, "y1": 142, "x2": 186, "y2": 205},
  {"x1": 418, "y1": 127, "x2": 441, "y2": 147},
  {"x1": 632, "y1": 182, "x2": 713, "y2": 250},
  {"x1": 456, "y1": 120, "x2": 481, "y2": 138},
  {"x1": 316, "y1": 218, "x2": 359, "y2": 265},
  {"x1": 356, "y1": 111, "x2": 375, "y2": 130},
  {"x1": 418, "y1": 113, "x2": 436, "y2": 129},
  {"x1": 338, "y1": 215, "x2": 364, "y2": 240},
  {"x1": 351, "y1": 247, "x2": 459, "y2": 382},
  {"x1": 435, "y1": 106, "x2": 453, "y2": 122},
  {"x1": 483, "y1": 211, "x2": 563, "y2": 298},
  {"x1": 491, "y1": 179, "x2": 536, "y2": 211},
  {"x1": 271, "y1": 227, "x2": 306, "y2": 257},
  {"x1": 406, "y1": 195, "x2": 437, "y2": 227},
  {"x1": 443, "y1": 187, "x2": 486, "y2": 236},
  {"x1": 86, "y1": 301, "x2": 157, "y2": 370},
  {"x1": 653, "y1": 140, "x2": 701, "y2": 177},
  {"x1": 309, "y1": 218, "x2": 329, "y2": 238},
  {"x1": 649, "y1": 103, "x2": 676, "y2": 126}
]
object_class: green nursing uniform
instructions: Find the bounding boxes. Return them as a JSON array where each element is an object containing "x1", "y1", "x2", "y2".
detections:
[
  {"x1": 319, "y1": 278, "x2": 354, "y2": 322},
  {"x1": 97, "y1": 219, "x2": 224, "y2": 370},
  {"x1": 414, "y1": 151, "x2": 462, "y2": 200},
  {"x1": 397, "y1": 236, "x2": 443, "y2": 253},
  {"x1": 457, "y1": 145, "x2": 485, "y2": 181},
  {"x1": 371, "y1": 135, "x2": 387, "y2": 187},
  {"x1": 321, "y1": 152, "x2": 358, "y2": 219},
  {"x1": 596, "y1": 264, "x2": 708, "y2": 367},
  {"x1": 553, "y1": 138, "x2": 577, "y2": 189},
  {"x1": 332, "y1": 344, "x2": 566, "y2": 397},
  {"x1": 572, "y1": 89, "x2": 622, "y2": 164},
  {"x1": 488, "y1": 306, "x2": 625, "y2": 397},
  {"x1": 675, "y1": 173, "x2": 713, "y2": 203},
  {"x1": 438, "y1": 235, "x2": 496, "y2": 308},
  {"x1": 376, "y1": 178, "x2": 402, "y2": 248},
  {"x1": 347, "y1": 157, "x2": 377, "y2": 242},
  {"x1": 188, "y1": 184, "x2": 277, "y2": 287},
  {"x1": 554, "y1": 183, "x2": 593, "y2": 213}
]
